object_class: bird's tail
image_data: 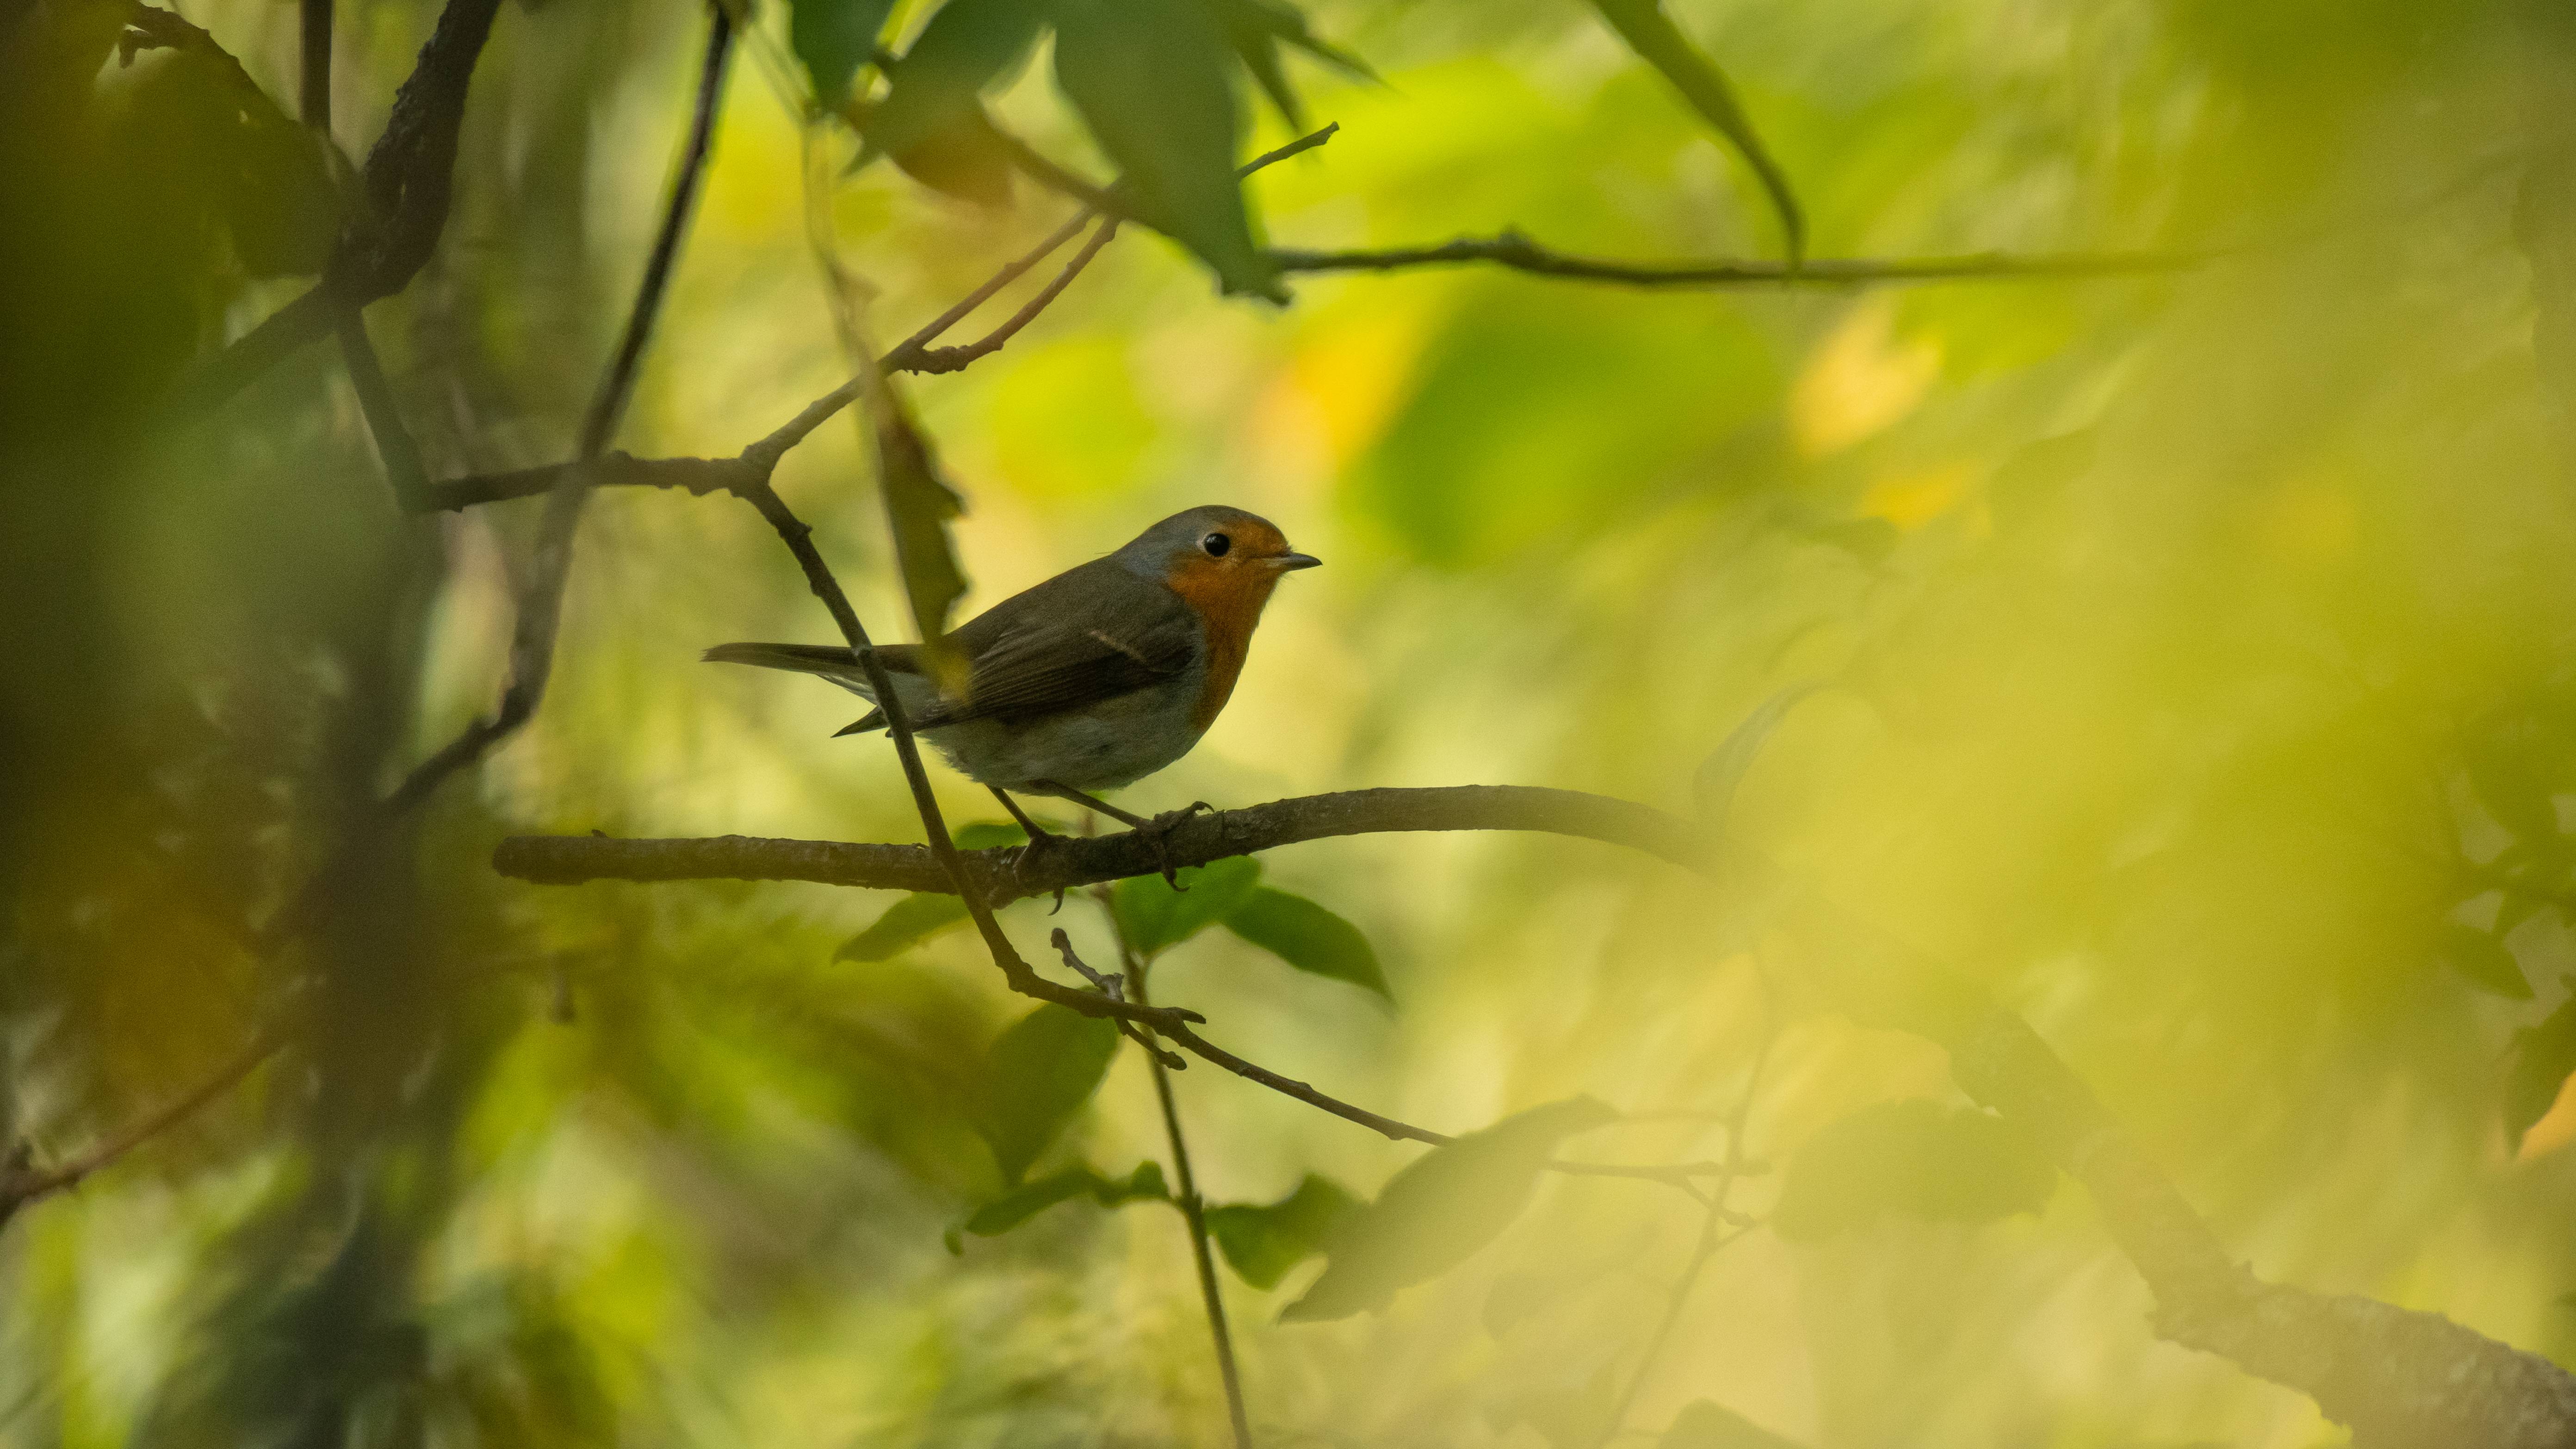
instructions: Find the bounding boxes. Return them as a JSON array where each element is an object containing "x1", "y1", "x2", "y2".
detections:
[{"x1": 702, "y1": 642, "x2": 891, "y2": 735}]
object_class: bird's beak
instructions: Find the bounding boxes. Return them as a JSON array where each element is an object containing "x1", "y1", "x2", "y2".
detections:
[{"x1": 1273, "y1": 551, "x2": 1322, "y2": 571}]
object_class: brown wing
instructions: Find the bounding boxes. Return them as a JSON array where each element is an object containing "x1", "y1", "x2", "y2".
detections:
[{"x1": 929, "y1": 559, "x2": 1200, "y2": 725}]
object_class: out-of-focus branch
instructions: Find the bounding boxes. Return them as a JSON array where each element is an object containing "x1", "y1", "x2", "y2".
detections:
[
  {"x1": 298, "y1": 0, "x2": 331, "y2": 131},
  {"x1": 0, "y1": 1023, "x2": 287, "y2": 1232},
  {"x1": 1270, "y1": 230, "x2": 2206, "y2": 287},
  {"x1": 336, "y1": 313, "x2": 432, "y2": 510},
  {"x1": 170, "y1": 0, "x2": 507, "y2": 412},
  {"x1": 495, "y1": 792, "x2": 2576, "y2": 1444},
  {"x1": 378, "y1": 2, "x2": 734, "y2": 815}
]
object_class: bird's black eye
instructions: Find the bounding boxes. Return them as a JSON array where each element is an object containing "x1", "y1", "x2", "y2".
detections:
[{"x1": 1200, "y1": 532, "x2": 1231, "y2": 557}]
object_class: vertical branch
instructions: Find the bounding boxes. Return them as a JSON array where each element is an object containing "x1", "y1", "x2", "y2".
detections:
[
  {"x1": 1097, "y1": 886, "x2": 1254, "y2": 1449},
  {"x1": 383, "y1": 2, "x2": 735, "y2": 811}
]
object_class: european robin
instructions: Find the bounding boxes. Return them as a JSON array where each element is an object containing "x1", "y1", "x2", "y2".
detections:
[{"x1": 706, "y1": 505, "x2": 1320, "y2": 859}]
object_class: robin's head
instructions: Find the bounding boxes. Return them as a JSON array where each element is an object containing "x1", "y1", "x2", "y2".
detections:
[{"x1": 1118, "y1": 506, "x2": 1321, "y2": 596}]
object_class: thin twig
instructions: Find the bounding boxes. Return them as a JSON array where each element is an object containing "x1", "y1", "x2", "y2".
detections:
[
  {"x1": 1091, "y1": 889, "x2": 1252, "y2": 1449},
  {"x1": 0, "y1": 1025, "x2": 287, "y2": 1230},
  {"x1": 1270, "y1": 231, "x2": 2207, "y2": 288},
  {"x1": 897, "y1": 217, "x2": 1121, "y2": 377}
]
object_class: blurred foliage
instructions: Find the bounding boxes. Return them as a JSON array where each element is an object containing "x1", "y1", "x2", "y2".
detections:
[{"x1": 6, "y1": 0, "x2": 2576, "y2": 1444}]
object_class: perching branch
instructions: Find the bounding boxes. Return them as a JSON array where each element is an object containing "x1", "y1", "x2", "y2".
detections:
[
  {"x1": 493, "y1": 786, "x2": 1704, "y2": 899},
  {"x1": 495, "y1": 791, "x2": 2576, "y2": 1446}
]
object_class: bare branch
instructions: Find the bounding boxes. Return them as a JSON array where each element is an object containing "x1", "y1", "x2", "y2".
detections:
[
  {"x1": 1271, "y1": 230, "x2": 2208, "y2": 288},
  {"x1": 0, "y1": 1025, "x2": 286, "y2": 1231},
  {"x1": 491, "y1": 786, "x2": 1705, "y2": 897},
  {"x1": 895, "y1": 217, "x2": 1121, "y2": 378}
]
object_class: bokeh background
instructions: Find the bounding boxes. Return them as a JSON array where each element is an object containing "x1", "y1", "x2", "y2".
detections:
[{"x1": 7, "y1": 0, "x2": 2576, "y2": 1444}]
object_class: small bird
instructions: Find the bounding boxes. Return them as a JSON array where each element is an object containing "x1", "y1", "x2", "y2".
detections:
[{"x1": 706, "y1": 505, "x2": 1319, "y2": 862}]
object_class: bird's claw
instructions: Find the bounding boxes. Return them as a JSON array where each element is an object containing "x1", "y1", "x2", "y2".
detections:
[
  {"x1": 1139, "y1": 802, "x2": 1213, "y2": 890},
  {"x1": 1010, "y1": 830, "x2": 1071, "y2": 912}
]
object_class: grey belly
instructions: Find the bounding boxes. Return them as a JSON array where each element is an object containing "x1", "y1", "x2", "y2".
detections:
[{"x1": 919, "y1": 673, "x2": 1208, "y2": 793}]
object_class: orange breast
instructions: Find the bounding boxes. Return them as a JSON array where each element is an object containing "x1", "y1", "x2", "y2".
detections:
[{"x1": 1163, "y1": 564, "x2": 1280, "y2": 731}]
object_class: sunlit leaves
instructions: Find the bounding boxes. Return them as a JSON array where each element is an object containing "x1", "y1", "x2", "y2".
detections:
[
  {"x1": 1203, "y1": 1174, "x2": 1359, "y2": 1288},
  {"x1": 1223, "y1": 888, "x2": 1390, "y2": 1000},
  {"x1": 1658, "y1": 1400, "x2": 1808, "y2": 1449},
  {"x1": 1053, "y1": 0, "x2": 1283, "y2": 299},
  {"x1": 977, "y1": 1004, "x2": 1120, "y2": 1183},
  {"x1": 789, "y1": 0, "x2": 898, "y2": 110},
  {"x1": 1281, "y1": 1098, "x2": 1616, "y2": 1321},
  {"x1": 1772, "y1": 1101, "x2": 2054, "y2": 1241},
  {"x1": 1586, "y1": 0, "x2": 1802, "y2": 263},
  {"x1": 1114, "y1": 855, "x2": 1264, "y2": 955},
  {"x1": 836, "y1": 893, "x2": 969, "y2": 962},
  {"x1": 2504, "y1": 990, "x2": 2576, "y2": 1153},
  {"x1": 959, "y1": 1160, "x2": 1169, "y2": 1239}
]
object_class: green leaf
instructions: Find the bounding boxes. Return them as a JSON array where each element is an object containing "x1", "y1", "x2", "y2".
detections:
[
  {"x1": 978, "y1": 1005, "x2": 1121, "y2": 1183},
  {"x1": 836, "y1": 893, "x2": 970, "y2": 962},
  {"x1": 1053, "y1": 0, "x2": 1284, "y2": 299},
  {"x1": 791, "y1": 0, "x2": 898, "y2": 109},
  {"x1": 1587, "y1": 0, "x2": 1804, "y2": 265},
  {"x1": 1771, "y1": 1101, "x2": 2056, "y2": 1242},
  {"x1": 1203, "y1": 1175, "x2": 1360, "y2": 1289},
  {"x1": 1658, "y1": 1400, "x2": 1810, "y2": 1449},
  {"x1": 1224, "y1": 888, "x2": 1390, "y2": 1000},
  {"x1": 1114, "y1": 855, "x2": 1263, "y2": 956},
  {"x1": 864, "y1": 0, "x2": 1050, "y2": 167},
  {"x1": 1281, "y1": 1098, "x2": 1617, "y2": 1321},
  {"x1": 2505, "y1": 994, "x2": 2576, "y2": 1152},
  {"x1": 870, "y1": 396, "x2": 971, "y2": 642},
  {"x1": 2443, "y1": 923, "x2": 2532, "y2": 999},
  {"x1": 961, "y1": 1161, "x2": 1171, "y2": 1236}
]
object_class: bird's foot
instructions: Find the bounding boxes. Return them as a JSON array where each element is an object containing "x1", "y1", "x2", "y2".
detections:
[
  {"x1": 1136, "y1": 801, "x2": 1213, "y2": 890},
  {"x1": 1010, "y1": 829, "x2": 1073, "y2": 913}
]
